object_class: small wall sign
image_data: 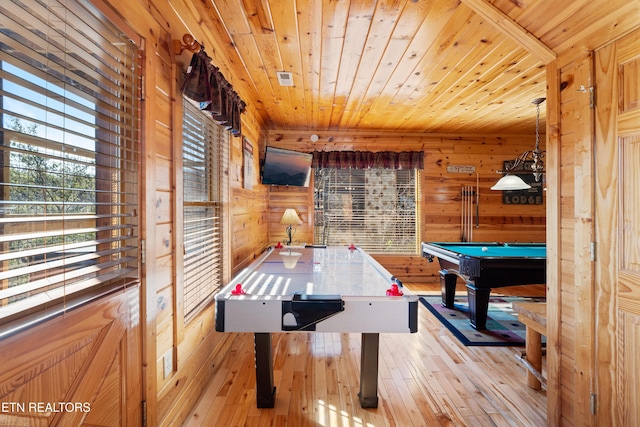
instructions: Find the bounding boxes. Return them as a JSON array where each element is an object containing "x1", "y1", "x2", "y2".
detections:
[
  {"x1": 447, "y1": 165, "x2": 476, "y2": 173},
  {"x1": 243, "y1": 137, "x2": 254, "y2": 189}
]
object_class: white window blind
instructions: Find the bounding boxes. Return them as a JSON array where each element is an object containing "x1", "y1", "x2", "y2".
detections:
[
  {"x1": 0, "y1": 0, "x2": 140, "y2": 327},
  {"x1": 314, "y1": 168, "x2": 419, "y2": 253},
  {"x1": 182, "y1": 98, "x2": 227, "y2": 318}
]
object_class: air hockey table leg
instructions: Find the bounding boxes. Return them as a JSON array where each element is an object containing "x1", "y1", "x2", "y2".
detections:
[
  {"x1": 358, "y1": 332, "x2": 379, "y2": 408},
  {"x1": 254, "y1": 332, "x2": 276, "y2": 408}
]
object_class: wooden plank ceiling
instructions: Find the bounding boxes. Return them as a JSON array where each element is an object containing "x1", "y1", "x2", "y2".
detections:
[{"x1": 193, "y1": 0, "x2": 640, "y2": 134}]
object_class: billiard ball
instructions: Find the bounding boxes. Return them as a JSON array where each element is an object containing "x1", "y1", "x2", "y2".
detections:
[{"x1": 481, "y1": 246, "x2": 488, "y2": 252}]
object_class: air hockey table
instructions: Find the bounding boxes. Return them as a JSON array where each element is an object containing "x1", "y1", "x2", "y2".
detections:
[{"x1": 215, "y1": 245, "x2": 418, "y2": 408}]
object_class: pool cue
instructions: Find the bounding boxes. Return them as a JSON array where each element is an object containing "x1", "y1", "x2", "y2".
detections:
[
  {"x1": 461, "y1": 186, "x2": 464, "y2": 241},
  {"x1": 475, "y1": 173, "x2": 479, "y2": 228},
  {"x1": 461, "y1": 185, "x2": 474, "y2": 242}
]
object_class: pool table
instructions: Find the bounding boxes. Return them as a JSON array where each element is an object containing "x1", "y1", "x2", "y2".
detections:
[{"x1": 421, "y1": 242, "x2": 546, "y2": 329}]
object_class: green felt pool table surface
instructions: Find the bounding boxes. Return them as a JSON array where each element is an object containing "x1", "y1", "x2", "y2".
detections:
[{"x1": 426, "y1": 242, "x2": 546, "y2": 259}]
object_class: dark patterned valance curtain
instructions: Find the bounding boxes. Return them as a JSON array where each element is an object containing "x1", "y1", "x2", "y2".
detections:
[
  {"x1": 312, "y1": 151, "x2": 424, "y2": 170},
  {"x1": 180, "y1": 49, "x2": 247, "y2": 137}
]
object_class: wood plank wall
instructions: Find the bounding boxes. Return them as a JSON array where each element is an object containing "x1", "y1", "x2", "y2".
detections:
[
  {"x1": 229, "y1": 118, "x2": 270, "y2": 275},
  {"x1": 268, "y1": 186, "x2": 315, "y2": 246},
  {"x1": 264, "y1": 130, "x2": 547, "y2": 284}
]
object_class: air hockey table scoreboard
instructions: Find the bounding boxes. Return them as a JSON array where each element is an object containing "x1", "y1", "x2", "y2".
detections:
[{"x1": 215, "y1": 244, "x2": 418, "y2": 408}]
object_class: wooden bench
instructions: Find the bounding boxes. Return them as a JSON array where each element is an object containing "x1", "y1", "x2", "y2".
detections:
[{"x1": 512, "y1": 301, "x2": 547, "y2": 390}]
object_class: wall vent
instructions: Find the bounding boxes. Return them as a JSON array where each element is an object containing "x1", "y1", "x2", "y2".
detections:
[{"x1": 276, "y1": 71, "x2": 294, "y2": 86}]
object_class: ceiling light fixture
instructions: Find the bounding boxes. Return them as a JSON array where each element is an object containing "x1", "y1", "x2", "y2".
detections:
[{"x1": 491, "y1": 97, "x2": 546, "y2": 191}]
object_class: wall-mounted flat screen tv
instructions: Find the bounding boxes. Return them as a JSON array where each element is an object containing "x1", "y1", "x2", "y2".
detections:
[{"x1": 261, "y1": 146, "x2": 313, "y2": 187}]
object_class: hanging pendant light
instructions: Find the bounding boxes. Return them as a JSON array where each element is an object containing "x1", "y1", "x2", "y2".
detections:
[
  {"x1": 492, "y1": 98, "x2": 546, "y2": 190},
  {"x1": 491, "y1": 174, "x2": 531, "y2": 190}
]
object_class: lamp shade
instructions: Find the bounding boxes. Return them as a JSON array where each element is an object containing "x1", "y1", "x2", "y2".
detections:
[
  {"x1": 280, "y1": 208, "x2": 303, "y2": 225},
  {"x1": 491, "y1": 174, "x2": 531, "y2": 190}
]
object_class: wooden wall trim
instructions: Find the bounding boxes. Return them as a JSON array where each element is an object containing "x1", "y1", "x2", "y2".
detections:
[
  {"x1": 548, "y1": 47, "x2": 599, "y2": 426},
  {"x1": 572, "y1": 50, "x2": 597, "y2": 426},
  {"x1": 460, "y1": 0, "x2": 556, "y2": 64},
  {"x1": 545, "y1": 59, "x2": 562, "y2": 427},
  {"x1": 172, "y1": 63, "x2": 188, "y2": 351},
  {"x1": 267, "y1": 129, "x2": 541, "y2": 151}
]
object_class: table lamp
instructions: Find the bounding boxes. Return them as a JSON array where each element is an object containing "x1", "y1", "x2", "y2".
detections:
[{"x1": 280, "y1": 208, "x2": 302, "y2": 245}]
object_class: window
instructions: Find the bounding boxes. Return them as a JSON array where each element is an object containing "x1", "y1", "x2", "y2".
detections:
[
  {"x1": 182, "y1": 98, "x2": 228, "y2": 318},
  {"x1": 314, "y1": 168, "x2": 419, "y2": 253},
  {"x1": 0, "y1": 1, "x2": 140, "y2": 329}
]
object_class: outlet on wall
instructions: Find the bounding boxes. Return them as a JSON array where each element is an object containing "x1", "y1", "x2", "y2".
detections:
[{"x1": 163, "y1": 349, "x2": 173, "y2": 379}]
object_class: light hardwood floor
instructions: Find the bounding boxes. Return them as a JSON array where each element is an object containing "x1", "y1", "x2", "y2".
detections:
[{"x1": 183, "y1": 284, "x2": 547, "y2": 427}]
